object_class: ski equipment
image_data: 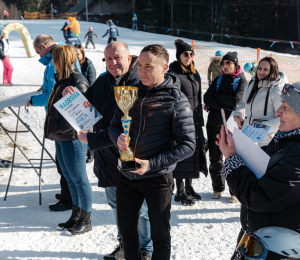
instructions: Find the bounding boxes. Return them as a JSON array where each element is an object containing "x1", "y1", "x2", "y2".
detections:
[{"x1": 215, "y1": 50, "x2": 224, "y2": 57}]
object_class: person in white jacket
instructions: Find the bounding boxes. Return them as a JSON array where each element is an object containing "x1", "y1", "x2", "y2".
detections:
[{"x1": 233, "y1": 57, "x2": 288, "y2": 147}]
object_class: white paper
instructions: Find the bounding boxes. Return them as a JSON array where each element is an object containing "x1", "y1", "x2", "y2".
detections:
[
  {"x1": 241, "y1": 123, "x2": 271, "y2": 143},
  {"x1": 233, "y1": 127, "x2": 270, "y2": 178},
  {"x1": 227, "y1": 113, "x2": 238, "y2": 132},
  {"x1": 54, "y1": 87, "x2": 102, "y2": 132}
]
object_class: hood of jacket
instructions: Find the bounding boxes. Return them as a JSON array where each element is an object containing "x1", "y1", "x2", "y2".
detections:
[
  {"x1": 221, "y1": 65, "x2": 243, "y2": 76},
  {"x1": 255, "y1": 71, "x2": 288, "y2": 89},
  {"x1": 210, "y1": 56, "x2": 222, "y2": 64}
]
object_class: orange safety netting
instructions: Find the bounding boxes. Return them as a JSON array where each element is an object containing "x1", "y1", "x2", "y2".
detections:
[
  {"x1": 193, "y1": 42, "x2": 300, "y2": 89},
  {"x1": 24, "y1": 11, "x2": 45, "y2": 20},
  {"x1": 24, "y1": 11, "x2": 77, "y2": 20}
]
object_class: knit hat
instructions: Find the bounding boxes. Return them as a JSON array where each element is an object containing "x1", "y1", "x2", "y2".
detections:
[
  {"x1": 174, "y1": 39, "x2": 193, "y2": 60},
  {"x1": 221, "y1": 52, "x2": 238, "y2": 66},
  {"x1": 281, "y1": 81, "x2": 300, "y2": 116}
]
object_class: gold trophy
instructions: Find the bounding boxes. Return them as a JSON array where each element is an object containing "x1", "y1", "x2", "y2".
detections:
[{"x1": 115, "y1": 86, "x2": 140, "y2": 171}]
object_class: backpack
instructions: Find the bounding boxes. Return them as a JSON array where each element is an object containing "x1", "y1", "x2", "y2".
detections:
[{"x1": 216, "y1": 75, "x2": 240, "y2": 93}]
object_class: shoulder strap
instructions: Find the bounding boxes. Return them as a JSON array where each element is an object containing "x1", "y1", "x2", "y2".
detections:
[
  {"x1": 216, "y1": 76, "x2": 222, "y2": 93},
  {"x1": 232, "y1": 77, "x2": 241, "y2": 92},
  {"x1": 264, "y1": 87, "x2": 271, "y2": 116}
]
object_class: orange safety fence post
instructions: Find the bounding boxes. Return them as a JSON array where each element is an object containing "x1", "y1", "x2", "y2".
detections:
[
  {"x1": 270, "y1": 54, "x2": 273, "y2": 58},
  {"x1": 257, "y1": 48, "x2": 260, "y2": 63}
]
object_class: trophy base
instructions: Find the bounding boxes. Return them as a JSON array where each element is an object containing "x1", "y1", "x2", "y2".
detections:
[{"x1": 118, "y1": 158, "x2": 141, "y2": 171}]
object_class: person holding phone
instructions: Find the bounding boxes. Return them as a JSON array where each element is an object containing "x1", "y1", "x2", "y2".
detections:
[
  {"x1": 233, "y1": 57, "x2": 288, "y2": 147},
  {"x1": 204, "y1": 51, "x2": 247, "y2": 202}
]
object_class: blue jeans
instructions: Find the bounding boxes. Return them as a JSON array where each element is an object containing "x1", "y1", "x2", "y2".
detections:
[
  {"x1": 55, "y1": 140, "x2": 93, "y2": 212},
  {"x1": 105, "y1": 186, "x2": 153, "y2": 254}
]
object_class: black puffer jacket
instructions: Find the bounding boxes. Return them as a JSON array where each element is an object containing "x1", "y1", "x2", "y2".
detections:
[
  {"x1": 81, "y1": 57, "x2": 96, "y2": 86},
  {"x1": 204, "y1": 66, "x2": 247, "y2": 126},
  {"x1": 168, "y1": 61, "x2": 207, "y2": 179},
  {"x1": 85, "y1": 57, "x2": 140, "y2": 187},
  {"x1": 0, "y1": 37, "x2": 8, "y2": 60},
  {"x1": 227, "y1": 132, "x2": 300, "y2": 234},
  {"x1": 44, "y1": 68, "x2": 89, "y2": 141},
  {"x1": 109, "y1": 73, "x2": 196, "y2": 180}
]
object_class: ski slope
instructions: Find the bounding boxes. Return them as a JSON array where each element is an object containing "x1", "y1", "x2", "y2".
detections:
[{"x1": 0, "y1": 19, "x2": 288, "y2": 260}]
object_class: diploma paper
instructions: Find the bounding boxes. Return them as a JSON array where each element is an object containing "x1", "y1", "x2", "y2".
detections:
[
  {"x1": 54, "y1": 87, "x2": 102, "y2": 132},
  {"x1": 233, "y1": 127, "x2": 270, "y2": 178},
  {"x1": 241, "y1": 123, "x2": 271, "y2": 143}
]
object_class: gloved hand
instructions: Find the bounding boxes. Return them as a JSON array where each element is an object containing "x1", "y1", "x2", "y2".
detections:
[
  {"x1": 84, "y1": 37, "x2": 86, "y2": 40},
  {"x1": 117, "y1": 34, "x2": 119, "y2": 36},
  {"x1": 209, "y1": 81, "x2": 212, "y2": 86},
  {"x1": 96, "y1": 35, "x2": 98, "y2": 38},
  {"x1": 102, "y1": 35, "x2": 105, "y2": 38}
]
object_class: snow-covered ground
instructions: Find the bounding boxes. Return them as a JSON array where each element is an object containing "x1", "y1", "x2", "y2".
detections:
[{"x1": 0, "y1": 19, "x2": 291, "y2": 260}]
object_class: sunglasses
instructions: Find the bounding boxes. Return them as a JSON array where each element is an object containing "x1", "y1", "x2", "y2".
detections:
[
  {"x1": 220, "y1": 60, "x2": 234, "y2": 66},
  {"x1": 182, "y1": 52, "x2": 194, "y2": 58},
  {"x1": 236, "y1": 231, "x2": 268, "y2": 260},
  {"x1": 282, "y1": 83, "x2": 300, "y2": 95}
]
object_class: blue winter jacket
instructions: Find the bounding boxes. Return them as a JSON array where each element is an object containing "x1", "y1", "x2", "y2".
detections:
[
  {"x1": 103, "y1": 22, "x2": 119, "y2": 38},
  {"x1": 66, "y1": 32, "x2": 82, "y2": 46},
  {"x1": 31, "y1": 41, "x2": 81, "y2": 110}
]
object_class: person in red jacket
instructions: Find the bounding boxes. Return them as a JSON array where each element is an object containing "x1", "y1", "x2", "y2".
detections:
[{"x1": 3, "y1": 10, "x2": 9, "y2": 21}]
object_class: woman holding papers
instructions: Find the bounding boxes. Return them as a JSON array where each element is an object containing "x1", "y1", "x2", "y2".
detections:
[
  {"x1": 44, "y1": 45, "x2": 93, "y2": 236},
  {"x1": 233, "y1": 57, "x2": 288, "y2": 146},
  {"x1": 218, "y1": 81, "x2": 300, "y2": 260}
]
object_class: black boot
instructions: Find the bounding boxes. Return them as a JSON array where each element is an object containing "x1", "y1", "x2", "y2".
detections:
[
  {"x1": 174, "y1": 191, "x2": 195, "y2": 205},
  {"x1": 57, "y1": 205, "x2": 81, "y2": 231},
  {"x1": 66, "y1": 210, "x2": 92, "y2": 236},
  {"x1": 186, "y1": 179, "x2": 201, "y2": 201},
  {"x1": 103, "y1": 239, "x2": 125, "y2": 260},
  {"x1": 49, "y1": 200, "x2": 72, "y2": 211},
  {"x1": 141, "y1": 250, "x2": 152, "y2": 260}
]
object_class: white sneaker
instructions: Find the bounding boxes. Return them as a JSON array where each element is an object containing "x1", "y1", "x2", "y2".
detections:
[{"x1": 212, "y1": 191, "x2": 224, "y2": 199}]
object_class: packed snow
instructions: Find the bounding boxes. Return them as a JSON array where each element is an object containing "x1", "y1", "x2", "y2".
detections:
[{"x1": 0, "y1": 19, "x2": 290, "y2": 260}]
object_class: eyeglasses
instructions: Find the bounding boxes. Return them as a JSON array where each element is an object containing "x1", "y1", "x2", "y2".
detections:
[
  {"x1": 221, "y1": 60, "x2": 234, "y2": 66},
  {"x1": 182, "y1": 52, "x2": 194, "y2": 58},
  {"x1": 236, "y1": 231, "x2": 268, "y2": 260},
  {"x1": 282, "y1": 83, "x2": 300, "y2": 95}
]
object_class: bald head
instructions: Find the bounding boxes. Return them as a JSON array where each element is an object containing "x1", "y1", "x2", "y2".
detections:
[
  {"x1": 104, "y1": 41, "x2": 132, "y2": 78},
  {"x1": 34, "y1": 34, "x2": 56, "y2": 58}
]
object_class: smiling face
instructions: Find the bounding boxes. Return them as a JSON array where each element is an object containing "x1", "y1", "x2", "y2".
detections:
[
  {"x1": 275, "y1": 100, "x2": 300, "y2": 132},
  {"x1": 138, "y1": 51, "x2": 168, "y2": 89},
  {"x1": 180, "y1": 51, "x2": 193, "y2": 67},
  {"x1": 104, "y1": 42, "x2": 131, "y2": 78},
  {"x1": 257, "y1": 60, "x2": 271, "y2": 80}
]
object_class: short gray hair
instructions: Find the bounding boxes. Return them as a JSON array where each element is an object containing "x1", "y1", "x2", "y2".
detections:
[{"x1": 34, "y1": 34, "x2": 55, "y2": 49}]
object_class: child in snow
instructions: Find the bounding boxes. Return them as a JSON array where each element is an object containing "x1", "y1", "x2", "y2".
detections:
[
  {"x1": 102, "y1": 20, "x2": 119, "y2": 45},
  {"x1": 132, "y1": 14, "x2": 138, "y2": 31},
  {"x1": 65, "y1": 17, "x2": 80, "y2": 37},
  {"x1": 61, "y1": 22, "x2": 68, "y2": 41},
  {"x1": 84, "y1": 27, "x2": 98, "y2": 49},
  {"x1": 66, "y1": 28, "x2": 81, "y2": 46},
  {"x1": 3, "y1": 10, "x2": 8, "y2": 21},
  {"x1": 0, "y1": 29, "x2": 13, "y2": 86}
]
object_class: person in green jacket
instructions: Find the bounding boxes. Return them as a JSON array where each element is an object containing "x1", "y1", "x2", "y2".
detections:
[{"x1": 207, "y1": 50, "x2": 223, "y2": 85}]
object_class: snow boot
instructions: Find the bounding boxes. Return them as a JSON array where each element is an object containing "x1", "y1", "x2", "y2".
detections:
[
  {"x1": 186, "y1": 185, "x2": 201, "y2": 201},
  {"x1": 212, "y1": 191, "x2": 224, "y2": 199},
  {"x1": 103, "y1": 239, "x2": 125, "y2": 260},
  {"x1": 49, "y1": 200, "x2": 72, "y2": 211},
  {"x1": 174, "y1": 191, "x2": 195, "y2": 206},
  {"x1": 66, "y1": 210, "x2": 92, "y2": 236},
  {"x1": 141, "y1": 250, "x2": 151, "y2": 260},
  {"x1": 57, "y1": 205, "x2": 81, "y2": 231},
  {"x1": 55, "y1": 194, "x2": 62, "y2": 200}
]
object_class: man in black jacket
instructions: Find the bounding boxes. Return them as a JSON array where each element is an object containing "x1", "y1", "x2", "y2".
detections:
[
  {"x1": 63, "y1": 41, "x2": 153, "y2": 260},
  {"x1": 204, "y1": 51, "x2": 247, "y2": 202},
  {"x1": 109, "y1": 44, "x2": 196, "y2": 260}
]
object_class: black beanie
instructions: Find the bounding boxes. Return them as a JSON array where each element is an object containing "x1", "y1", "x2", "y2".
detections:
[
  {"x1": 174, "y1": 39, "x2": 193, "y2": 60},
  {"x1": 221, "y1": 52, "x2": 239, "y2": 66}
]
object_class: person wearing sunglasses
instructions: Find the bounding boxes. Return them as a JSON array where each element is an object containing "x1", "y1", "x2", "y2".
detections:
[
  {"x1": 204, "y1": 51, "x2": 247, "y2": 202},
  {"x1": 168, "y1": 39, "x2": 208, "y2": 206},
  {"x1": 217, "y1": 81, "x2": 300, "y2": 260},
  {"x1": 233, "y1": 57, "x2": 288, "y2": 147}
]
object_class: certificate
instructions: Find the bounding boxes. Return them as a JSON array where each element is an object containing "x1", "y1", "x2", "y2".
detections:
[
  {"x1": 54, "y1": 87, "x2": 102, "y2": 132},
  {"x1": 241, "y1": 123, "x2": 271, "y2": 143}
]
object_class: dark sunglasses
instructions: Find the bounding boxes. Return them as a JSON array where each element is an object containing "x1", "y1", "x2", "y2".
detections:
[
  {"x1": 282, "y1": 83, "x2": 300, "y2": 95},
  {"x1": 182, "y1": 52, "x2": 194, "y2": 58},
  {"x1": 220, "y1": 60, "x2": 234, "y2": 66},
  {"x1": 236, "y1": 231, "x2": 268, "y2": 260}
]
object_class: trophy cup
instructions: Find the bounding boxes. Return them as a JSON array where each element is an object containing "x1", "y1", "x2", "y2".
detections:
[{"x1": 115, "y1": 86, "x2": 140, "y2": 171}]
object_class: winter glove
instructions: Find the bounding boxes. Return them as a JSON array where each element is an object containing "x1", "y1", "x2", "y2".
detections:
[
  {"x1": 96, "y1": 35, "x2": 98, "y2": 38},
  {"x1": 102, "y1": 35, "x2": 105, "y2": 38},
  {"x1": 117, "y1": 34, "x2": 119, "y2": 36},
  {"x1": 209, "y1": 81, "x2": 212, "y2": 86},
  {"x1": 84, "y1": 37, "x2": 86, "y2": 39}
]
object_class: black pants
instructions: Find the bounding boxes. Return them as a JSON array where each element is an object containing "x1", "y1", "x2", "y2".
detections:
[
  {"x1": 117, "y1": 173, "x2": 174, "y2": 260},
  {"x1": 175, "y1": 178, "x2": 192, "y2": 194},
  {"x1": 108, "y1": 37, "x2": 117, "y2": 44},
  {"x1": 55, "y1": 155, "x2": 72, "y2": 203},
  {"x1": 86, "y1": 38, "x2": 95, "y2": 48},
  {"x1": 206, "y1": 125, "x2": 233, "y2": 194}
]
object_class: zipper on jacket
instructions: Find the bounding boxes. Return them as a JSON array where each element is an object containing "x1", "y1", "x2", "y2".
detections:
[
  {"x1": 134, "y1": 91, "x2": 149, "y2": 178},
  {"x1": 143, "y1": 111, "x2": 147, "y2": 133},
  {"x1": 249, "y1": 92, "x2": 257, "y2": 125}
]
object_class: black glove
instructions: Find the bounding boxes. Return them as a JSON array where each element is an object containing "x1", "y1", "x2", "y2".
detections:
[
  {"x1": 102, "y1": 35, "x2": 105, "y2": 38},
  {"x1": 117, "y1": 34, "x2": 119, "y2": 36}
]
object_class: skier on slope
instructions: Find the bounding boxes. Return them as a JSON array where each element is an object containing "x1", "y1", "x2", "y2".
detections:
[
  {"x1": 132, "y1": 14, "x2": 138, "y2": 31},
  {"x1": 66, "y1": 28, "x2": 81, "y2": 46},
  {"x1": 61, "y1": 22, "x2": 68, "y2": 41},
  {"x1": 65, "y1": 17, "x2": 80, "y2": 37},
  {"x1": 244, "y1": 62, "x2": 258, "y2": 77},
  {"x1": 102, "y1": 20, "x2": 119, "y2": 45},
  {"x1": 84, "y1": 27, "x2": 98, "y2": 49}
]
